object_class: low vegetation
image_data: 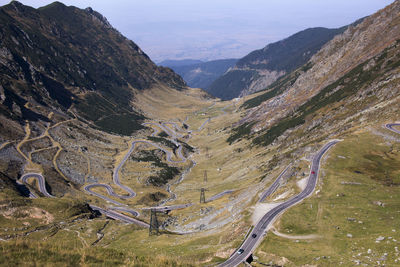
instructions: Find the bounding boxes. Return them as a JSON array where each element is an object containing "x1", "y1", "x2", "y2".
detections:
[
  {"x1": 241, "y1": 63, "x2": 312, "y2": 110},
  {"x1": 253, "y1": 41, "x2": 400, "y2": 146},
  {"x1": 132, "y1": 150, "x2": 180, "y2": 187},
  {"x1": 255, "y1": 132, "x2": 400, "y2": 266},
  {"x1": 226, "y1": 122, "x2": 255, "y2": 144}
]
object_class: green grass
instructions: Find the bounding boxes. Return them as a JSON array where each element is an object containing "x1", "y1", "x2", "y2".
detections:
[
  {"x1": 96, "y1": 113, "x2": 144, "y2": 136},
  {"x1": 0, "y1": 239, "x2": 196, "y2": 266},
  {"x1": 75, "y1": 93, "x2": 145, "y2": 135},
  {"x1": 158, "y1": 131, "x2": 169, "y2": 138},
  {"x1": 226, "y1": 122, "x2": 255, "y2": 144},
  {"x1": 131, "y1": 150, "x2": 180, "y2": 186},
  {"x1": 252, "y1": 40, "x2": 400, "y2": 147},
  {"x1": 147, "y1": 136, "x2": 177, "y2": 150},
  {"x1": 240, "y1": 63, "x2": 310, "y2": 110},
  {"x1": 0, "y1": 188, "x2": 200, "y2": 266},
  {"x1": 255, "y1": 132, "x2": 400, "y2": 266}
]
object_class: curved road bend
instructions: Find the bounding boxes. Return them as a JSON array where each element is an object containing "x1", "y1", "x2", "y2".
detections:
[
  {"x1": 108, "y1": 206, "x2": 140, "y2": 217},
  {"x1": 218, "y1": 140, "x2": 340, "y2": 267},
  {"x1": 20, "y1": 173, "x2": 54, "y2": 198},
  {"x1": 162, "y1": 122, "x2": 185, "y2": 138},
  {"x1": 84, "y1": 129, "x2": 192, "y2": 219},
  {"x1": 143, "y1": 122, "x2": 182, "y2": 140},
  {"x1": 258, "y1": 165, "x2": 290, "y2": 203},
  {"x1": 83, "y1": 184, "x2": 126, "y2": 206},
  {"x1": 89, "y1": 205, "x2": 148, "y2": 228},
  {"x1": 385, "y1": 123, "x2": 400, "y2": 134},
  {"x1": 85, "y1": 139, "x2": 189, "y2": 201}
]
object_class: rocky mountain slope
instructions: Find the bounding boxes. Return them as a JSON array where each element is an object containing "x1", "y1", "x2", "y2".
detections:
[
  {"x1": 1, "y1": 1, "x2": 399, "y2": 266},
  {"x1": 230, "y1": 0, "x2": 400, "y2": 148},
  {"x1": 208, "y1": 27, "x2": 350, "y2": 100},
  {"x1": 161, "y1": 58, "x2": 238, "y2": 90},
  {"x1": 0, "y1": 1, "x2": 186, "y2": 137}
]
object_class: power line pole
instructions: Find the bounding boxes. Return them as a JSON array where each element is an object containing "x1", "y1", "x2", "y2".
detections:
[
  {"x1": 149, "y1": 209, "x2": 159, "y2": 236},
  {"x1": 200, "y1": 188, "x2": 206, "y2": 203},
  {"x1": 204, "y1": 170, "x2": 208, "y2": 183}
]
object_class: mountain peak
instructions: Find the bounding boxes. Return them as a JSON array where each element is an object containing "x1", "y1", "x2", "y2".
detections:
[
  {"x1": 0, "y1": 1, "x2": 186, "y2": 135},
  {"x1": 3, "y1": 0, "x2": 34, "y2": 13},
  {"x1": 38, "y1": 1, "x2": 67, "y2": 10},
  {"x1": 85, "y1": 7, "x2": 112, "y2": 29}
]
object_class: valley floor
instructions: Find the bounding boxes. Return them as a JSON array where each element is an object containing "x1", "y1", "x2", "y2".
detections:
[{"x1": 1, "y1": 87, "x2": 400, "y2": 266}]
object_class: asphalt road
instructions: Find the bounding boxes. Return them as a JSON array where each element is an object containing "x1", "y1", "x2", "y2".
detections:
[
  {"x1": 385, "y1": 123, "x2": 400, "y2": 134},
  {"x1": 207, "y1": 190, "x2": 234, "y2": 202},
  {"x1": 108, "y1": 206, "x2": 140, "y2": 217},
  {"x1": 258, "y1": 165, "x2": 290, "y2": 203},
  {"x1": 17, "y1": 105, "x2": 232, "y2": 228},
  {"x1": 84, "y1": 138, "x2": 189, "y2": 202},
  {"x1": 218, "y1": 140, "x2": 340, "y2": 267},
  {"x1": 20, "y1": 173, "x2": 54, "y2": 198},
  {"x1": 84, "y1": 121, "x2": 194, "y2": 223},
  {"x1": 89, "y1": 205, "x2": 148, "y2": 227},
  {"x1": 83, "y1": 184, "x2": 126, "y2": 206}
]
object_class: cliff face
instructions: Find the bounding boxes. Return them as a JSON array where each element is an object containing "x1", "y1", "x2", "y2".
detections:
[
  {"x1": 207, "y1": 27, "x2": 347, "y2": 100},
  {"x1": 231, "y1": 1, "x2": 400, "y2": 147},
  {"x1": 0, "y1": 1, "x2": 186, "y2": 135}
]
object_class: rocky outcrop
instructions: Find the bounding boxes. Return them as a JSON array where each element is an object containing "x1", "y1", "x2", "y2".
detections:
[
  {"x1": 208, "y1": 27, "x2": 347, "y2": 100},
  {"x1": 0, "y1": 1, "x2": 186, "y2": 135},
  {"x1": 242, "y1": 0, "x2": 400, "y2": 134}
]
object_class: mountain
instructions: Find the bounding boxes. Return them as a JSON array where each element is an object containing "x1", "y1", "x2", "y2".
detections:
[
  {"x1": 0, "y1": 1, "x2": 186, "y2": 136},
  {"x1": 229, "y1": 0, "x2": 400, "y2": 147},
  {"x1": 158, "y1": 59, "x2": 203, "y2": 67},
  {"x1": 207, "y1": 27, "x2": 349, "y2": 100},
  {"x1": 162, "y1": 58, "x2": 238, "y2": 90}
]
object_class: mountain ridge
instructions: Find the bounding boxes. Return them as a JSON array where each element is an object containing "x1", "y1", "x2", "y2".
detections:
[
  {"x1": 0, "y1": 1, "x2": 186, "y2": 135},
  {"x1": 230, "y1": 0, "x2": 400, "y2": 146},
  {"x1": 162, "y1": 58, "x2": 238, "y2": 90},
  {"x1": 207, "y1": 25, "x2": 354, "y2": 100}
]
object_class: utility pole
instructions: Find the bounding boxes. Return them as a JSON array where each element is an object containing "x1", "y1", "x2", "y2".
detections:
[
  {"x1": 200, "y1": 188, "x2": 206, "y2": 203},
  {"x1": 149, "y1": 209, "x2": 159, "y2": 236},
  {"x1": 203, "y1": 170, "x2": 208, "y2": 183}
]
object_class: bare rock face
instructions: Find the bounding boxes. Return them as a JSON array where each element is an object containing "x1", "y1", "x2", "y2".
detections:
[
  {"x1": 239, "y1": 69, "x2": 286, "y2": 97},
  {"x1": 0, "y1": 1, "x2": 186, "y2": 135},
  {"x1": 84, "y1": 7, "x2": 112, "y2": 29},
  {"x1": 208, "y1": 27, "x2": 346, "y2": 100},
  {"x1": 243, "y1": 0, "x2": 400, "y2": 131}
]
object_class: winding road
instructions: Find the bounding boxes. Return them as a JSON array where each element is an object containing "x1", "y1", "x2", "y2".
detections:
[
  {"x1": 17, "y1": 117, "x2": 400, "y2": 263},
  {"x1": 17, "y1": 103, "x2": 241, "y2": 228},
  {"x1": 83, "y1": 138, "x2": 188, "y2": 219},
  {"x1": 258, "y1": 165, "x2": 290, "y2": 203},
  {"x1": 20, "y1": 173, "x2": 54, "y2": 198},
  {"x1": 83, "y1": 117, "x2": 212, "y2": 221},
  {"x1": 89, "y1": 205, "x2": 148, "y2": 227},
  {"x1": 218, "y1": 140, "x2": 340, "y2": 267},
  {"x1": 385, "y1": 123, "x2": 400, "y2": 134}
]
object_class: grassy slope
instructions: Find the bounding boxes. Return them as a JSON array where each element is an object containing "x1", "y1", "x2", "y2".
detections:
[
  {"x1": 229, "y1": 39, "x2": 400, "y2": 146},
  {"x1": 255, "y1": 131, "x2": 400, "y2": 266}
]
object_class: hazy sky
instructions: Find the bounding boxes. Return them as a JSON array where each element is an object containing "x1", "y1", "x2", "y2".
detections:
[{"x1": 0, "y1": 0, "x2": 394, "y2": 62}]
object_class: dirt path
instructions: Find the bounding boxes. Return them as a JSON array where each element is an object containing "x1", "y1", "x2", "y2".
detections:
[
  {"x1": 16, "y1": 114, "x2": 76, "y2": 187},
  {"x1": 0, "y1": 141, "x2": 11, "y2": 151},
  {"x1": 270, "y1": 226, "x2": 320, "y2": 240}
]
